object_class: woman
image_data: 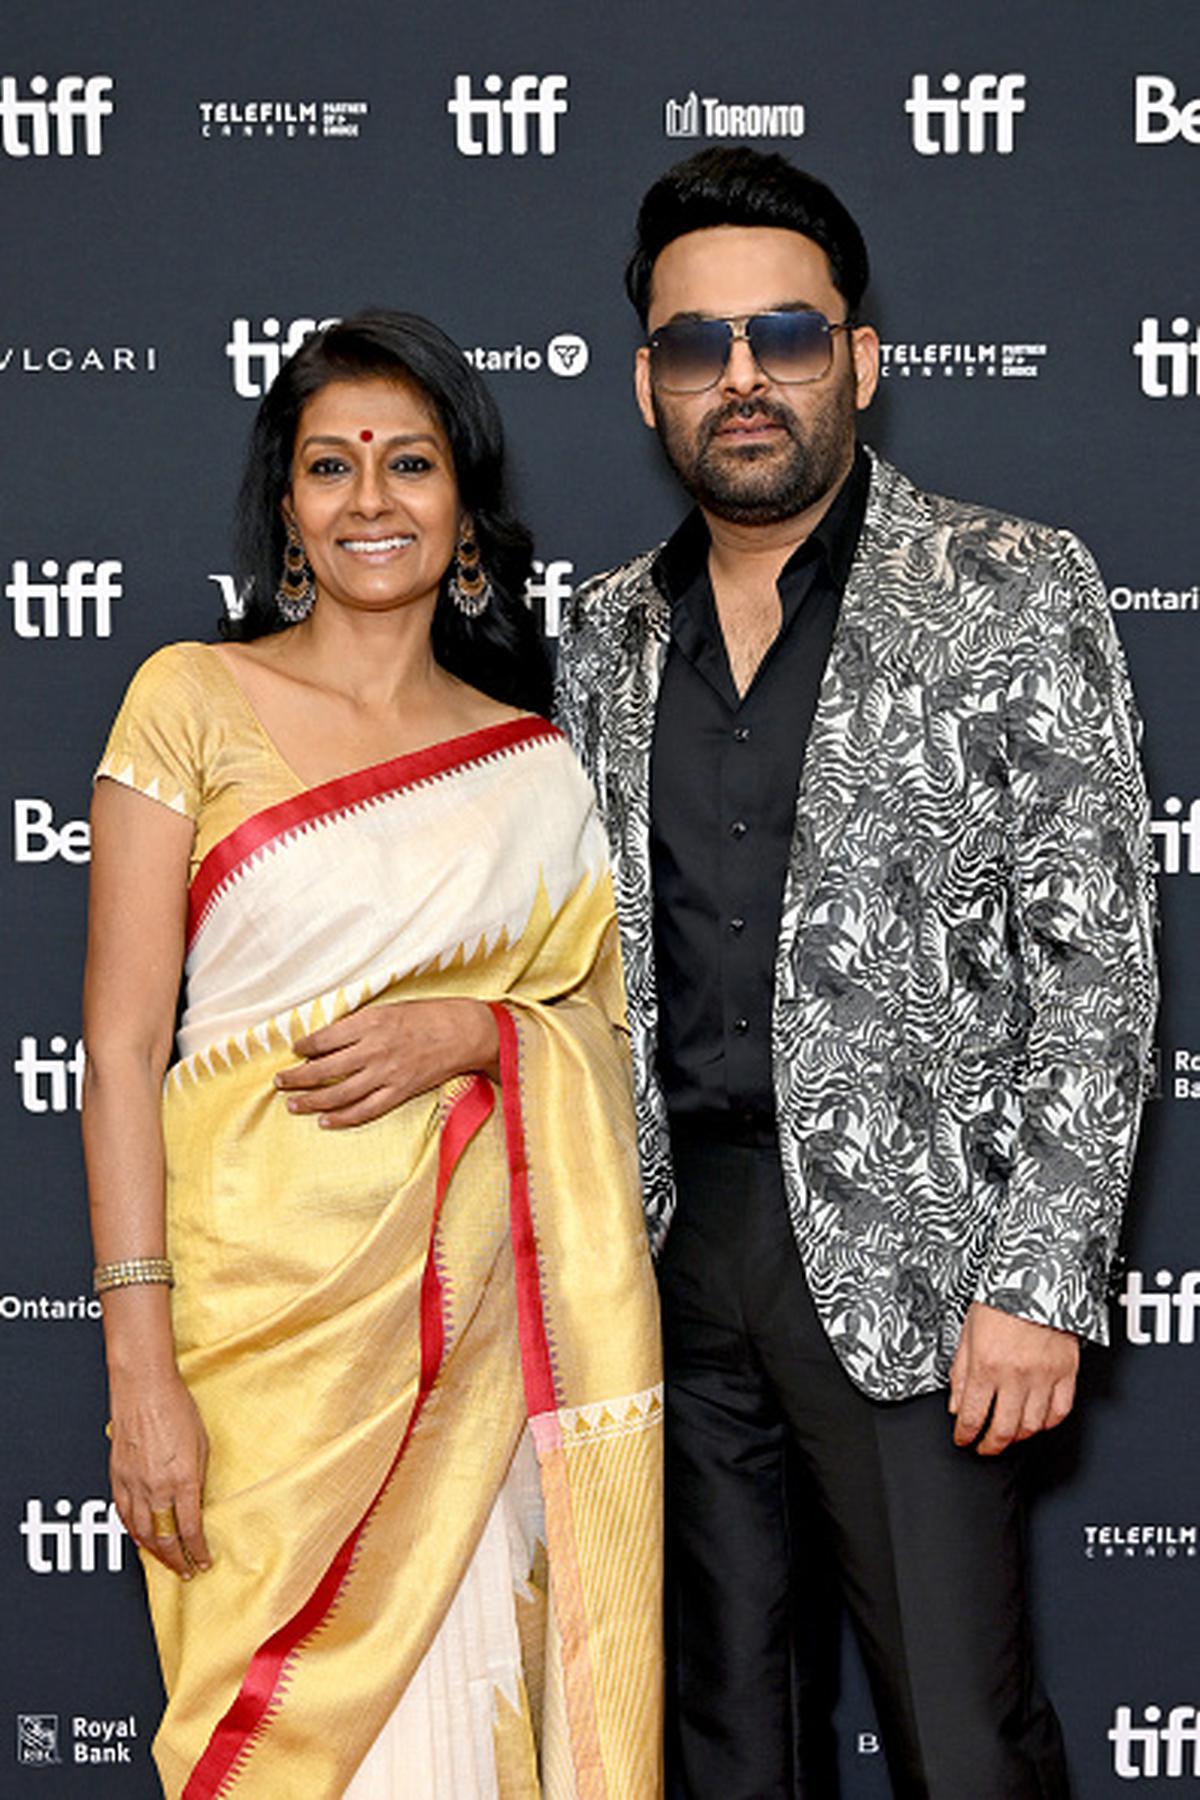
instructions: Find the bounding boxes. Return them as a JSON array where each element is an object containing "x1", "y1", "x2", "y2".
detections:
[{"x1": 83, "y1": 311, "x2": 662, "y2": 1798}]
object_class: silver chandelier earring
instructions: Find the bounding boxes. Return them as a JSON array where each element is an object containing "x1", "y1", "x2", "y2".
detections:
[
  {"x1": 447, "y1": 518, "x2": 493, "y2": 618},
  {"x1": 275, "y1": 517, "x2": 316, "y2": 622}
]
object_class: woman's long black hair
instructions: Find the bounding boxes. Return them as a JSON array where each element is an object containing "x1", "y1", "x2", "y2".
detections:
[{"x1": 226, "y1": 309, "x2": 551, "y2": 716}]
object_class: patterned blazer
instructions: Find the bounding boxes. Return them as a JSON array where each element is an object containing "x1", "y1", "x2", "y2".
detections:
[{"x1": 556, "y1": 449, "x2": 1159, "y2": 1401}]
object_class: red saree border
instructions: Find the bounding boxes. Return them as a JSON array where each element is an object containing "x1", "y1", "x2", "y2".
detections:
[
  {"x1": 187, "y1": 714, "x2": 560, "y2": 950},
  {"x1": 181, "y1": 1074, "x2": 495, "y2": 1800}
]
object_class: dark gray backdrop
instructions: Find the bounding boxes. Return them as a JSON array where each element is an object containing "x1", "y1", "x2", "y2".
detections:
[{"x1": 2, "y1": 1, "x2": 1197, "y2": 1792}]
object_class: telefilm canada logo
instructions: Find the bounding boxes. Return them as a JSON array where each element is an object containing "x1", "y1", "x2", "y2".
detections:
[
  {"x1": 1110, "y1": 1706, "x2": 1200, "y2": 1780},
  {"x1": 4, "y1": 558, "x2": 121, "y2": 637},
  {"x1": 1133, "y1": 317, "x2": 1200, "y2": 397},
  {"x1": 905, "y1": 72, "x2": 1026, "y2": 155},
  {"x1": 1134, "y1": 75, "x2": 1200, "y2": 145},
  {"x1": 197, "y1": 97, "x2": 368, "y2": 140},
  {"x1": 448, "y1": 74, "x2": 568, "y2": 156},
  {"x1": 0, "y1": 74, "x2": 112, "y2": 157},
  {"x1": 208, "y1": 559, "x2": 577, "y2": 639},
  {"x1": 1083, "y1": 1522, "x2": 1198, "y2": 1560},
  {"x1": 878, "y1": 341, "x2": 1047, "y2": 380},
  {"x1": 664, "y1": 91, "x2": 806, "y2": 141}
]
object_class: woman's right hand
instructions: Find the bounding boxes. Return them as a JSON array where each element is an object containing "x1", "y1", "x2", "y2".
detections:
[{"x1": 109, "y1": 1369, "x2": 212, "y2": 1579}]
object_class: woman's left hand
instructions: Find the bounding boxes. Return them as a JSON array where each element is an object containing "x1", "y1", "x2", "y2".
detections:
[{"x1": 276, "y1": 998, "x2": 500, "y2": 1128}]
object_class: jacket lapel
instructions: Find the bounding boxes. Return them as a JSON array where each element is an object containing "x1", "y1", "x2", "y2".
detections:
[{"x1": 780, "y1": 451, "x2": 929, "y2": 937}]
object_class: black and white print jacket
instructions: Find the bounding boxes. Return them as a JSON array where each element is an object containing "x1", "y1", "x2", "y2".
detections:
[{"x1": 556, "y1": 450, "x2": 1159, "y2": 1401}]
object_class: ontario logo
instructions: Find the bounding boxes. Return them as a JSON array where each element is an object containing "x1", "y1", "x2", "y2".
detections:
[{"x1": 461, "y1": 333, "x2": 589, "y2": 378}]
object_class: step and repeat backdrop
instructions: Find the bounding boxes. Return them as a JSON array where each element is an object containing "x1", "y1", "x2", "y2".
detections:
[{"x1": 2, "y1": 1, "x2": 1197, "y2": 1792}]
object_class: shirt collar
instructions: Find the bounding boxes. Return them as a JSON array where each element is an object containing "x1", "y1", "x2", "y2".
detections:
[{"x1": 654, "y1": 441, "x2": 871, "y2": 607}]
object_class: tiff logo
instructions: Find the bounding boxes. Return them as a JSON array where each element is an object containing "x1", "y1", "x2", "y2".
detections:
[
  {"x1": 1118, "y1": 1269, "x2": 1200, "y2": 1345},
  {"x1": 15, "y1": 1036, "x2": 84, "y2": 1113},
  {"x1": 20, "y1": 1498, "x2": 126, "y2": 1574},
  {"x1": 1152, "y1": 797, "x2": 1200, "y2": 872},
  {"x1": 226, "y1": 315, "x2": 338, "y2": 399},
  {"x1": 4, "y1": 558, "x2": 121, "y2": 637},
  {"x1": 525, "y1": 559, "x2": 574, "y2": 638},
  {"x1": 1133, "y1": 317, "x2": 1200, "y2": 397},
  {"x1": 0, "y1": 74, "x2": 113, "y2": 157},
  {"x1": 1110, "y1": 1706, "x2": 1200, "y2": 1779},
  {"x1": 906, "y1": 73, "x2": 1026, "y2": 155},
  {"x1": 1135, "y1": 76, "x2": 1200, "y2": 145},
  {"x1": 447, "y1": 74, "x2": 568, "y2": 156}
]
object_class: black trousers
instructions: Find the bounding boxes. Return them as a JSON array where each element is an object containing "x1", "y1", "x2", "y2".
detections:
[{"x1": 659, "y1": 1126, "x2": 1070, "y2": 1800}]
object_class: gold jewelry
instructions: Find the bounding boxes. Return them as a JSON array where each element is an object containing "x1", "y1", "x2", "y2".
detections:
[
  {"x1": 275, "y1": 516, "x2": 316, "y2": 623},
  {"x1": 93, "y1": 1257, "x2": 174, "y2": 1295},
  {"x1": 150, "y1": 1506, "x2": 178, "y2": 1541}
]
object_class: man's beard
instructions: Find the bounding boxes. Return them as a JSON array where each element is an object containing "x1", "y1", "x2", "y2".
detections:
[{"x1": 654, "y1": 370, "x2": 856, "y2": 526}]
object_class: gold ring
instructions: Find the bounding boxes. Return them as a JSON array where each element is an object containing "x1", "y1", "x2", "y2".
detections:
[{"x1": 150, "y1": 1506, "x2": 178, "y2": 1541}]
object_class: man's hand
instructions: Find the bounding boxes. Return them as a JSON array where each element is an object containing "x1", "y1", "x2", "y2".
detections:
[
  {"x1": 276, "y1": 998, "x2": 500, "y2": 1128},
  {"x1": 948, "y1": 1302, "x2": 1079, "y2": 1455}
]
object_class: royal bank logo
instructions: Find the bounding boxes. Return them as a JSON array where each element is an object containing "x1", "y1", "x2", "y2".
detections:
[
  {"x1": 4, "y1": 558, "x2": 122, "y2": 637},
  {"x1": 197, "y1": 98, "x2": 368, "y2": 140},
  {"x1": 1118, "y1": 1269, "x2": 1200, "y2": 1344},
  {"x1": 461, "y1": 332, "x2": 590, "y2": 378},
  {"x1": 14, "y1": 1036, "x2": 84, "y2": 1114},
  {"x1": 1110, "y1": 1706, "x2": 1200, "y2": 1779},
  {"x1": 20, "y1": 1499, "x2": 127, "y2": 1573},
  {"x1": 1083, "y1": 1522, "x2": 1198, "y2": 1560},
  {"x1": 1151, "y1": 798, "x2": 1200, "y2": 874},
  {"x1": 1133, "y1": 316, "x2": 1200, "y2": 397},
  {"x1": 447, "y1": 74, "x2": 568, "y2": 157},
  {"x1": 879, "y1": 341, "x2": 1047, "y2": 380},
  {"x1": 16, "y1": 1714, "x2": 60, "y2": 1765},
  {"x1": 226, "y1": 315, "x2": 339, "y2": 399},
  {"x1": 1171, "y1": 1049, "x2": 1200, "y2": 1099},
  {"x1": 1110, "y1": 581, "x2": 1200, "y2": 615},
  {"x1": 0, "y1": 75, "x2": 112, "y2": 157},
  {"x1": 664, "y1": 91, "x2": 806, "y2": 140},
  {"x1": 1135, "y1": 76, "x2": 1200, "y2": 145},
  {"x1": 906, "y1": 72, "x2": 1026, "y2": 155}
]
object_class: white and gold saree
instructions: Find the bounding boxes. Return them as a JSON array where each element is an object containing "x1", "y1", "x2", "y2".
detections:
[{"x1": 97, "y1": 644, "x2": 662, "y2": 1799}]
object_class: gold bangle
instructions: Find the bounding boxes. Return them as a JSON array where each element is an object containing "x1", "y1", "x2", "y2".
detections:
[{"x1": 93, "y1": 1258, "x2": 175, "y2": 1295}]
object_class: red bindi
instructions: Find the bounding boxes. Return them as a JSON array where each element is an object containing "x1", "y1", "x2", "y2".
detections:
[{"x1": 359, "y1": 428, "x2": 374, "y2": 442}]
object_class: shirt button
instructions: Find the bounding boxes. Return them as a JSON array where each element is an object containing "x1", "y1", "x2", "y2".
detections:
[
  {"x1": 733, "y1": 1017, "x2": 750, "y2": 1035},
  {"x1": 734, "y1": 725, "x2": 751, "y2": 743},
  {"x1": 729, "y1": 819, "x2": 748, "y2": 839},
  {"x1": 729, "y1": 916, "x2": 746, "y2": 934}
]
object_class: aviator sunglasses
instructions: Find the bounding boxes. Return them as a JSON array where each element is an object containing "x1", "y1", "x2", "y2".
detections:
[{"x1": 647, "y1": 308, "x2": 857, "y2": 393}]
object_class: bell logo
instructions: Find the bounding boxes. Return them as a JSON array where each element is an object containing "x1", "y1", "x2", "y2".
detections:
[
  {"x1": 20, "y1": 1499, "x2": 127, "y2": 1574},
  {"x1": 4, "y1": 558, "x2": 121, "y2": 638},
  {"x1": 1133, "y1": 317, "x2": 1200, "y2": 398},
  {"x1": 905, "y1": 73, "x2": 1026, "y2": 155},
  {"x1": 226, "y1": 316, "x2": 339, "y2": 399},
  {"x1": 447, "y1": 74, "x2": 568, "y2": 157},
  {"x1": 13, "y1": 799, "x2": 91, "y2": 864},
  {"x1": 1109, "y1": 1705, "x2": 1200, "y2": 1778},
  {"x1": 1135, "y1": 76, "x2": 1200, "y2": 145},
  {"x1": 0, "y1": 74, "x2": 113, "y2": 157}
]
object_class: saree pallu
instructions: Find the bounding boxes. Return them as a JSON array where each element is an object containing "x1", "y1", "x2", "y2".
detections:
[{"x1": 136, "y1": 715, "x2": 661, "y2": 1798}]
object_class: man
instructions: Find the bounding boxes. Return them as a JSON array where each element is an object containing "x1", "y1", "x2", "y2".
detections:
[{"x1": 556, "y1": 148, "x2": 1158, "y2": 1799}]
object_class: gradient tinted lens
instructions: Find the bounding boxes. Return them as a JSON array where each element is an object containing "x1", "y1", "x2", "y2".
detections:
[
  {"x1": 650, "y1": 312, "x2": 837, "y2": 391},
  {"x1": 649, "y1": 318, "x2": 733, "y2": 392},
  {"x1": 747, "y1": 311, "x2": 833, "y2": 383}
]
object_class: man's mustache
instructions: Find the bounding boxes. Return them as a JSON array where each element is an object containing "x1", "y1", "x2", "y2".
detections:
[{"x1": 698, "y1": 397, "x2": 798, "y2": 452}]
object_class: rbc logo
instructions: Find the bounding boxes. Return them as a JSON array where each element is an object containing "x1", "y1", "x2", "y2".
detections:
[
  {"x1": 447, "y1": 75, "x2": 568, "y2": 156},
  {"x1": 1135, "y1": 76, "x2": 1200, "y2": 144},
  {"x1": 0, "y1": 74, "x2": 113, "y2": 157},
  {"x1": 1133, "y1": 317, "x2": 1200, "y2": 397},
  {"x1": 226, "y1": 316, "x2": 339, "y2": 399},
  {"x1": 16, "y1": 1715, "x2": 61, "y2": 1765},
  {"x1": 4, "y1": 558, "x2": 121, "y2": 637},
  {"x1": 905, "y1": 73, "x2": 1026, "y2": 155}
]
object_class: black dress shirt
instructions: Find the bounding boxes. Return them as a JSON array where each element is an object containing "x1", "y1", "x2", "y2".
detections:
[{"x1": 649, "y1": 447, "x2": 869, "y2": 1122}]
